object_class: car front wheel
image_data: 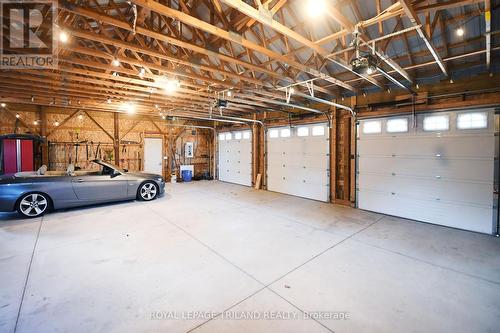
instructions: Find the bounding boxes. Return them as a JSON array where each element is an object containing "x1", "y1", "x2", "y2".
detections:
[
  {"x1": 138, "y1": 182, "x2": 158, "y2": 201},
  {"x1": 18, "y1": 193, "x2": 49, "y2": 218}
]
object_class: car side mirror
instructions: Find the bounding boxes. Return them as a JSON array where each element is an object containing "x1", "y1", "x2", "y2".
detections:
[{"x1": 110, "y1": 171, "x2": 120, "y2": 178}]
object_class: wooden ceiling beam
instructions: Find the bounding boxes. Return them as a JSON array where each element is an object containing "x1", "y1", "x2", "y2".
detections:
[
  {"x1": 399, "y1": 0, "x2": 448, "y2": 76},
  {"x1": 132, "y1": 0, "x2": 353, "y2": 93},
  {"x1": 60, "y1": 3, "x2": 283, "y2": 81}
]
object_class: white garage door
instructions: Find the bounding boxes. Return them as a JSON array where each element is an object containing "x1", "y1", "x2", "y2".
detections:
[
  {"x1": 357, "y1": 109, "x2": 497, "y2": 234},
  {"x1": 267, "y1": 123, "x2": 329, "y2": 202},
  {"x1": 218, "y1": 130, "x2": 252, "y2": 186}
]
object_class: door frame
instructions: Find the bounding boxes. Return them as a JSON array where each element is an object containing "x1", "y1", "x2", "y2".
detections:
[{"x1": 143, "y1": 135, "x2": 165, "y2": 177}]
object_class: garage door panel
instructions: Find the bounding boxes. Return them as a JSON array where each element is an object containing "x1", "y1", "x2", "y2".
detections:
[
  {"x1": 358, "y1": 173, "x2": 492, "y2": 206},
  {"x1": 267, "y1": 123, "x2": 329, "y2": 202},
  {"x1": 284, "y1": 153, "x2": 328, "y2": 169},
  {"x1": 358, "y1": 191, "x2": 493, "y2": 234},
  {"x1": 359, "y1": 135, "x2": 494, "y2": 158},
  {"x1": 358, "y1": 156, "x2": 493, "y2": 182},
  {"x1": 218, "y1": 132, "x2": 252, "y2": 186},
  {"x1": 357, "y1": 110, "x2": 495, "y2": 234}
]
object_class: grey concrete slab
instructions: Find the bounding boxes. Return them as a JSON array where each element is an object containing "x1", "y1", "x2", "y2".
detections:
[
  {"x1": 192, "y1": 289, "x2": 332, "y2": 333},
  {"x1": 15, "y1": 222, "x2": 262, "y2": 333},
  {"x1": 352, "y1": 215, "x2": 500, "y2": 284},
  {"x1": 0, "y1": 215, "x2": 41, "y2": 259},
  {"x1": 260, "y1": 195, "x2": 382, "y2": 237},
  {"x1": 0, "y1": 254, "x2": 32, "y2": 333},
  {"x1": 271, "y1": 239, "x2": 500, "y2": 333},
  {"x1": 150, "y1": 204, "x2": 345, "y2": 284},
  {"x1": 1, "y1": 181, "x2": 499, "y2": 333}
]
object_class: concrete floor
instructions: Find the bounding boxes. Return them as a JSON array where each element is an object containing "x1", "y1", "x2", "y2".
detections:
[{"x1": 1, "y1": 181, "x2": 499, "y2": 333}]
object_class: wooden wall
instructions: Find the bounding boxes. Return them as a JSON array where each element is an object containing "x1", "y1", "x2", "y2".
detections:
[{"x1": 0, "y1": 104, "x2": 214, "y2": 180}]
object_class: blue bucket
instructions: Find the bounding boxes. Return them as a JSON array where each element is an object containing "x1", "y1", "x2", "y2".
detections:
[{"x1": 181, "y1": 170, "x2": 193, "y2": 182}]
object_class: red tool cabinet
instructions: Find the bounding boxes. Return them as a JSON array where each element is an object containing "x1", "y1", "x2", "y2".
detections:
[{"x1": 1, "y1": 136, "x2": 36, "y2": 174}]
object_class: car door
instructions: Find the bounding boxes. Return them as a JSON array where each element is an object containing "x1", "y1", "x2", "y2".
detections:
[{"x1": 71, "y1": 172, "x2": 129, "y2": 202}]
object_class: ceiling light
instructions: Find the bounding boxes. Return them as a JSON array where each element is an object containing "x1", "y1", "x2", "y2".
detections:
[
  {"x1": 33, "y1": 120, "x2": 38, "y2": 125},
  {"x1": 16, "y1": 113, "x2": 20, "y2": 118},
  {"x1": 31, "y1": 96, "x2": 35, "y2": 102},
  {"x1": 139, "y1": 68, "x2": 146, "y2": 78},
  {"x1": 227, "y1": 90, "x2": 232, "y2": 97},
  {"x1": 164, "y1": 79, "x2": 180, "y2": 94},
  {"x1": 78, "y1": 114, "x2": 83, "y2": 120},
  {"x1": 456, "y1": 28, "x2": 464, "y2": 37},
  {"x1": 416, "y1": 83, "x2": 420, "y2": 89},
  {"x1": 307, "y1": 0, "x2": 326, "y2": 18},
  {"x1": 122, "y1": 102, "x2": 136, "y2": 114},
  {"x1": 107, "y1": 98, "x2": 112, "y2": 104},
  {"x1": 0, "y1": 103, "x2": 6, "y2": 107},
  {"x1": 112, "y1": 59, "x2": 120, "y2": 66},
  {"x1": 387, "y1": 88, "x2": 391, "y2": 93},
  {"x1": 112, "y1": 72, "x2": 119, "y2": 77},
  {"x1": 59, "y1": 31, "x2": 69, "y2": 43},
  {"x1": 54, "y1": 121, "x2": 59, "y2": 126},
  {"x1": 362, "y1": 92, "x2": 367, "y2": 97},
  {"x1": 449, "y1": 79, "x2": 454, "y2": 84},
  {"x1": 289, "y1": 87, "x2": 295, "y2": 94}
]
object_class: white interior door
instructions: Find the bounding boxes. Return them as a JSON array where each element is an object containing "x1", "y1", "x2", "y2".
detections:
[
  {"x1": 218, "y1": 130, "x2": 252, "y2": 186},
  {"x1": 144, "y1": 138, "x2": 163, "y2": 175},
  {"x1": 267, "y1": 123, "x2": 329, "y2": 202},
  {"x1": 357, "y1": 109, "x2": 496, "y2": 234}
]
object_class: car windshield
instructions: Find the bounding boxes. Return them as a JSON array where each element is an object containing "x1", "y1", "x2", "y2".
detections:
[{"x1": 92, "y1": 160, "x2": 126, "y2": 174}]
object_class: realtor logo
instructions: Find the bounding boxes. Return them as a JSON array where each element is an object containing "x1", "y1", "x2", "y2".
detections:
[{"x1": 0, "y1": 0, "x2": 58, "y2": 69}]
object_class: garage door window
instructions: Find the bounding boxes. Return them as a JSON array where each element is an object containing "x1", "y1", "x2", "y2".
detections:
[
  {"x1": 312, "y1": 126, "x2": 325, "y2": 136},
  {"x1": 297, "y1": 127, "x2": 309, "y2": 137},
  {"x1": 269, "y1": 129, "x2": 279, "y2": 138},
  {"x1": 362, "y1": 121, "x2": 382, "y2": 134},
  {"x1": 225, "y1": 133, "x2": 232, "y2": 140},
  {"x1": 219, "y1": 133, "x2": 225, "y2": 140},
  {"x1": 281, "y1": 128, "x2": 291, "y2": 137},
  {"x1": 243, "y1": 131, "x2": 251, "y2": 139},
  {"x1": 387, "y1": 118, "x2": 408, "y2": 133},
  {"x1": 235, "y1": 132, "x2": 242, "y2": 140},
  {"x1": 423, "y1": 115, "x2": 449, "y2": 131},
  {"x1": 457, "y1": 112, "x2": 487, "y2": 129}
]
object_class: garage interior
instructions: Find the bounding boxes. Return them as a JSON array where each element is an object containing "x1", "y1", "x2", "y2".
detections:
[{"x1": 1, "y1": 0, "x2": 499, "y2": 332}]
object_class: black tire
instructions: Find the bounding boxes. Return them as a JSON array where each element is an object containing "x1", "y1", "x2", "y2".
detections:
[
  {"x1": 17, "y1": 192, "x2": 50, "y2": 218},
  {"x1": 137, "y1": 181, "x2": 159, "y2": 201}
]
